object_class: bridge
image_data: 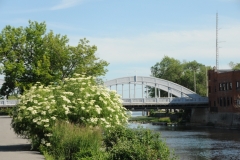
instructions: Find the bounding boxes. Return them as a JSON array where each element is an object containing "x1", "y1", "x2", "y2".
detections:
[
  {"x1": 0, "y1": 76, "x2": 208, "y2": 110},
  {"x1": 104, "y1": 76, "x2": 208, "y2": 110}
]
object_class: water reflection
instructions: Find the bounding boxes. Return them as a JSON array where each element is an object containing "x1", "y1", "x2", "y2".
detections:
[{"x1": 128, "y1": 111, "x2": 240, "y2": 160}]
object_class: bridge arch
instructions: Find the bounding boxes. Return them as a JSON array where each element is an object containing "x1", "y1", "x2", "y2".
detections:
[{"x1": 104, "y1": 76, "x2": 202, "y2": 98}]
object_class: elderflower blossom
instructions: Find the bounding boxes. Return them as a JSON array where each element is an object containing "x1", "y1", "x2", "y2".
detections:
[
  {"x1": 51, "y1": 116, "x2": 56, "y2": 120},
  {"x1": 45, "y1": 133, "x2": 53, "y2": 137},
  {"x1": 46, "y1": 143, "x2": 51, "y2": 147}
]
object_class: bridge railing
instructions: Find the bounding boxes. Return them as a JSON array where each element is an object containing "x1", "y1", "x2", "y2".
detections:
[
  {"x1": 122, "y1": 97, "x2": 208, "y2": 105},
  {"x1": 0, "y1": 99, "x2": 19, "y2": 106}
]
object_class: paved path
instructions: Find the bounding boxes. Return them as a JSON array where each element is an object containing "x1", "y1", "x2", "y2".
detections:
[{"x1": 0, "y1": 116, "x2": 45, "y2": 160}]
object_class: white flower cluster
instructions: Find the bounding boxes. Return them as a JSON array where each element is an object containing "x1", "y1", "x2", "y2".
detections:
[{"x1": 12, "y1": 74, "x2": 129, "y2": 149}]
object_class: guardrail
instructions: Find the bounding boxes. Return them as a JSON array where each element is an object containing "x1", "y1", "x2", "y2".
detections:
[
  {"x1": 122, "y1": 97, "x2": 208, "y2": 105},
  {"x1": 0, "y1": 97, "x2": 209, "y2": 107},
  {"x1": 0, "y1": 99, "x2": 19, "y2": 107}
]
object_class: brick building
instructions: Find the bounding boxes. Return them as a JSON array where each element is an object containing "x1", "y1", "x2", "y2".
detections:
[{"x1": 208, "y1": 68, "x2": 240, "y2": 112}]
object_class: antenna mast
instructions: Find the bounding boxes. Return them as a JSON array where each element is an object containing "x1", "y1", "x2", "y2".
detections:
[{"x1": 216, "y1": 13, "x2": 219, "y2": 71}]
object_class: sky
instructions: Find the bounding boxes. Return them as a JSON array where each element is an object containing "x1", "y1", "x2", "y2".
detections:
[{"x1": 0, "y1": 0, "x2": 240, "y2": 81}]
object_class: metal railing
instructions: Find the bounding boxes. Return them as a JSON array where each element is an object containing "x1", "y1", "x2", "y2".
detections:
[
  {"x1": 122, "y1": 97, "x2": 208, "y2": 105},
  {"x1": 0, "y1": 99, "x2": 19, "y2": 107},
  {"x1": 0, "y1": 97, "x2": 209, "y2": 107}
]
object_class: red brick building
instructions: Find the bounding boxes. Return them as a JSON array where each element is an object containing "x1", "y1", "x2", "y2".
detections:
[{"x1": 208, "y1": 68, "x2": 240, "y2": 112}]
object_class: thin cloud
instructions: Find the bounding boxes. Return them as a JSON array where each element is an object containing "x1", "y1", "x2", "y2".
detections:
[
  {"x1": 50, "y1": 0, "x2": 83, "y2": 10},
  {"x1": 72, "y1": 25, "x2": 240, "y2": 69}
]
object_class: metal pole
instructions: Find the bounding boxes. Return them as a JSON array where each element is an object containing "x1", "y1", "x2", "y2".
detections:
[
  {"x1": 122, "y1": 84, "x2": 124, "y2": 98},
  {"x1": 194, "y1": 70, "x2": 196, "y2": 93},
  {"x1": 146, "y1": 83, "x2": 148, "y2": 98},
  {"x1": 158, "y1": 87, "x2": 160, "y2": 98},
  {"x1": 206, "y1": 67, "x2": 208, "y2": 97},
  {"x1": 168, "y1": 87, "x2": 170, "y2": 98},
  {"x1": 155, "y1": 84, "x2": 157, "y2": 98},
  {"x1": 142, "y1": 82, "x2": 144, "y2": 98},
  {"x1": 129, "y1": 82, "x2": 131, "y2": 98},
  {"x1": 134, "y1": 83, "x2": 136, "y2": 98}
]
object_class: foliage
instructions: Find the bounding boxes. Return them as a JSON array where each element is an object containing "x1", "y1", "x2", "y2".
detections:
[
  {"x1": 40, "y1": 121, "x2": 108, "y2": 160},
  {"x1": 150, "y1": 56, "x2": 210, "y2": 97},
  {"x1": 158, "y1": 117, "x2": 171, "y2": 123},
  {"x1": 128, "y1": 116, "x2": 158, "y2": 122},
  {"x1": 229, "y1": 61, "x2": 240, "y2": 70},
  {"x1": 104, "y1": 126, "x2": 176, "y2": 160},
  {"x1": 11, "y1": 74, "x2": 128, "y2": 149},
  {"x1": 0, "y1": 21, "x2": 109, "y2": 96},
  {"x1": 0, "y1": 107, "x2": 13, "y2": 115}
]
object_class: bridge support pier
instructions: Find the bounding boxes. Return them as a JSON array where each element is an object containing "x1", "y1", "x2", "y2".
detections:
[{"x1": 142, "y1": 110, "x2": 149, "y2": 116}]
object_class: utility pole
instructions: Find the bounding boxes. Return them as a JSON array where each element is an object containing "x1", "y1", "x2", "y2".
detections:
[
  {"x1": 194, "y1": 70, "x2": 196, "y2": 93},
  {"x1": 216, "y1": 12, "x2": 219, "y2": 71}
]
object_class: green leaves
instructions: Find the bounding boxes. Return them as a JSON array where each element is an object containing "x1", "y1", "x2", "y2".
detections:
[
  {"x1": 0, "y1": 21, "x2": 108, "y2": 96},
  {"x1": 150, "y1": 56, "x2": 210, "y2": 97},
  {"x1": 229, "y1": 61, "x2": 240, "y2": 70}
]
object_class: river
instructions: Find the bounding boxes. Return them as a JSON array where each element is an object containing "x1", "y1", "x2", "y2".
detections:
[{"x1": 128, "y1": 111, "x2": 240, "y2": 160}]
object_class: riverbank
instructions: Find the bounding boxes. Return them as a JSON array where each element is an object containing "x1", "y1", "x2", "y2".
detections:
[
  {"x1": 191, "y1": 108, "x2": 240, "y2": 129},
  {"x1": 129, "y1": 115, "x2": 184, "y2": 126},
  {"x1": 129, "y1": 110, "x2": 188, "y2": 125}
]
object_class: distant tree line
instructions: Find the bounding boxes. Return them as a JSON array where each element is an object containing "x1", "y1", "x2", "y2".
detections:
[{"x1": 149, "y1": 56, "x2": 211, "y2": 97}]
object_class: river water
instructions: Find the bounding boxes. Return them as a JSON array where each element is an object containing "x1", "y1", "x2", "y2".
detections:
[{"x1": 128, "y1": 111, "x2": 240, "y2": 160}]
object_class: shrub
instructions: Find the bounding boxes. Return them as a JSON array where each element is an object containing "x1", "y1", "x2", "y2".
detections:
[
  {"x1": 11, "y1": 74, "x2": 128, "y2": 149},
  {"x1": 159, "y1": 117, "x2": 171, "y2": 123},
  {"x1": 104, "y1": 126, "x2": 176, "y2": 160},
  {"x1": 41, "y1": 121, "x2": 108, "y2": 160}
]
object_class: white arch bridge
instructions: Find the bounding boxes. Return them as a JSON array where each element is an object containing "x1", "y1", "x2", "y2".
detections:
[
  {"x1": 0, "y1": 76, "x2": 208, "y2": 110},
  {"x1": 104, "y1": 76, "x2": 208, "y2": 110}
]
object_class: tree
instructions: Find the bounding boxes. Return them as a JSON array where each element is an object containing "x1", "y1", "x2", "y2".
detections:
[
  {"x1": 0, "y1": 21, "x2": 109, "y2": 96},
  {"x1": 151, "y1": 56, "x2": 183, "y2": 84},
  {"x1": 150, "y1": 56, "x2": 209, "y2": 97},
  {"x1": 229, "y1": 61, "x2": 240, "y2": 70}
]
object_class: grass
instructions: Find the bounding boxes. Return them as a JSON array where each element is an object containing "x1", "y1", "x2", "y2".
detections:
[
  {"x1": 129, "y1": 116, "x2": 172, "y2": 123},
  {"x1": 41, "y1": 121, "x2": 107, "y2": 160},
  {"x1": 0, "y1": 108, "x2": 13, "y2": 115},
  {"x1": 128, "y1": 116, "x2": 158, "y2": 122}
]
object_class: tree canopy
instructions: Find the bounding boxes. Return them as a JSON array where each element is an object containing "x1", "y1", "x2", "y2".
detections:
[
  {"x1": 150, "y1": 56, "x2": 210, "y2": 97},
  {"x1": 229, "y1": 61, "x2": 240, "y2": 70},
  {"x1": 0, "y1": 21, "x2": 109, "y2": 96}
]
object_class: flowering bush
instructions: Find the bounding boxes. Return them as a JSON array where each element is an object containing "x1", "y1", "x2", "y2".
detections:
[{"x1": 11, "y1": 74, "x2": 128, "y2": 148}]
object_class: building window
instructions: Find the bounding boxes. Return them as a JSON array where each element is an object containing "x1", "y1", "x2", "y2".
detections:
[
  {"x1": 208, "y1": 86, "x2": 211, "y2": 93},
  {"x1": 235, "y1": 98, "x2": 240, "y2": 107},
  {"x1": 223, "y1": 97, "x2": 226, "y2": 107},
  {"x1": 237, "y1": 81, "x2": 240, "y2": 89},
  {"x1": 237, "y1": 99, "x2": 240, "y2": 105},
  {"x1": 231, "y1": 97, "x2": 232, "y2": 105},
  {"x1": 219, "y1": 83, "x2": 222, "y2": 91},
  {"x1": 226, "y1": 83, "x2": 229, "y2": 90},
  {"x1": 230, "y1": 82, "x2": 232, "y2": 90},
  {"x1": 223, "y1": 83, "x2": 226, "y2": 91},
  {"x1": 227, "y1": 97, "x2": 230, "y2": 106}
]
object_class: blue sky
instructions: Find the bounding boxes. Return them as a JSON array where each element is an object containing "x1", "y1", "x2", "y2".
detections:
[{"x1": 1, "y1": 0, "x2": 240, "y2": 81}]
